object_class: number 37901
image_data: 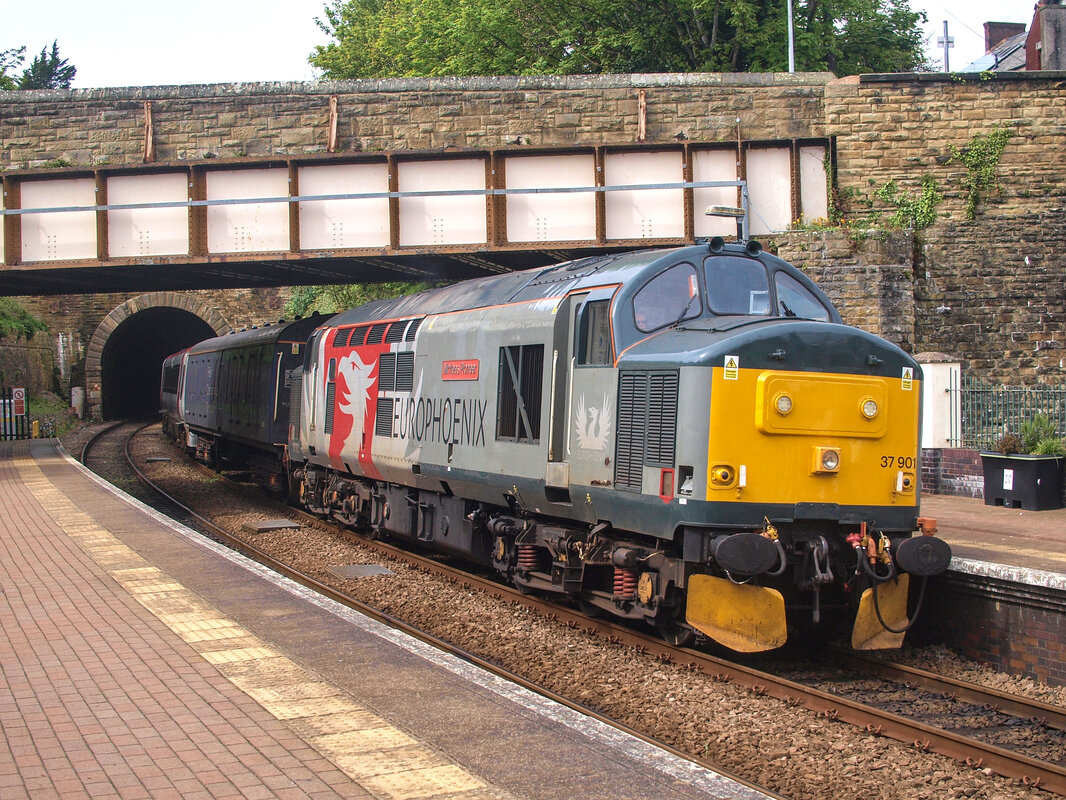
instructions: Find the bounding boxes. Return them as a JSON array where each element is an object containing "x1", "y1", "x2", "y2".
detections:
[{"x1": 880, "y1": 455, "x2": 916, "y2": 469}]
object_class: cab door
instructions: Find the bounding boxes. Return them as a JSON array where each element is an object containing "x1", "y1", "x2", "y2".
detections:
[{"x1": 564, "y1": 288, "x2": 618, "y2": 491}]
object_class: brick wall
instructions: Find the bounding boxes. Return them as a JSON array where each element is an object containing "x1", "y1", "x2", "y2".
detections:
[
  {"x1": 921, "y1": 448, "x2": 984, "y2": 498},
  {"x1": 913, "y1": 574, "x2": 1066, "y2": 686}
]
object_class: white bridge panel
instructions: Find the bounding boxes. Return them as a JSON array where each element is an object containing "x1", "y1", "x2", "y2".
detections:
[
  {"x1": 299, "y1": 163, "x2": 390, "y2": 250},
  {"x1": 504, "y1": 154, "x2": 596, "y2": 242},
  {"x1": 21, "y1": 178, "x2": 97, "y2": 262},
  {"x1": 746, "y1": 147, "x2": 792, "y2": 235},
  {"x1": 107, "y1": 173, "x2": 189, "y2": 257},
  {"x1": 207, "y1": 168, "x2": 289, "y2": 253},
  {"x1": 693, "y1": 149, "x2": 740, "y2": 238},
  {"x1": 398, "y1": 159, "x2": 487, "y2": 246},
  {"x1": 800, "y1": 145, "x2": 829, "y2": 224},
  {"x1": 604, "y1": 151, "x2": 684, "y2": 240}
]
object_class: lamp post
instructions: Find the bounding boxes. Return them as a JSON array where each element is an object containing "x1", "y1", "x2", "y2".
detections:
[{"x1": 787, "y1": 0, "x2": 796, "y2": 72}]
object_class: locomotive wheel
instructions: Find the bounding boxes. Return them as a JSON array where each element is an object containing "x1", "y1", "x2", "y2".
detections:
[{"x1": 657, "y1": 621, "x2": 695, "y2": 647}]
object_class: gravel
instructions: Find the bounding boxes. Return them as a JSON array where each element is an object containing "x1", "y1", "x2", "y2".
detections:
[{"x1": 113, "y1": 424, "x2": 1066, "y2": 799}]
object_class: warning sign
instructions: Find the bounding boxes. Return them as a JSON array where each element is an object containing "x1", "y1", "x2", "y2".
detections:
[
  {"x1": 724, "y1": 355, "x2": 739, "y2": 380},
  {"x1": 901, "y1": 368, "x2": 913, "y2": 391},
  {"x1": 12, "y1": 387, "x2": 26, "y2": 416}
]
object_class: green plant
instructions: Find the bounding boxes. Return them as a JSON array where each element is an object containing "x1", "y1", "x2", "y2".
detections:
[
  {"x1": 875, "y1": 175, "x2": 942, "y2": 230},
  {"x1": 946, "y1": 126, "x2": 1011, "y2": 220},
  {"x1": 1020, "y1": 414, "x2": 1058, "y2": 454},
  {"x1": 995, "y1": 414, "x2": 1065, "y2": 456}
]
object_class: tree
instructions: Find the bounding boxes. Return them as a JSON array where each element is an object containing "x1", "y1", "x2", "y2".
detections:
[
  {"x1": 284, "y1": 281, "x2": 444, "y2": 318},
  {"x1": 0, "y1": 46, "x2": 26, "y2": 90},
  {"x1": 17, "y1": 41, "x2": 76, "y2": 89},
  {"x1": 311, "y1": 0, "x2": 928, "y2": 78}
]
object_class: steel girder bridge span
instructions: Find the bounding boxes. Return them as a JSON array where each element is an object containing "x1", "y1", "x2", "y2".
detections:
[{"x1": 0, "y1": 142, "x2": 830, "y2": 296}]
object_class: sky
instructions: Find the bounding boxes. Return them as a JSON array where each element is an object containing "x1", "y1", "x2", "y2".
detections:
[{"x1": 6, "y1": 0, "x2": 1036, "y2": 89}]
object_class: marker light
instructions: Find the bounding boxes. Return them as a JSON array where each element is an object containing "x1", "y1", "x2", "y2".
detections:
[
  {"x1": 774, "y1": 392, "x2": 793, "y2": 416},
  {"x1": 860, "y1": 397, "x2": 879, "y2": 419},
  {"x1": 821, "y1": 449, "x2": 840, "y2": 471}
]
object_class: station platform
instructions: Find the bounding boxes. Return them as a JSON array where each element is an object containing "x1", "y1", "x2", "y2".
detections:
[
  {"x1": 0, "y1": 438, "x2": 770, "y2": 800},
  {"x1": 922, "y1": 494, "x2": 1066, "y2": 587}
]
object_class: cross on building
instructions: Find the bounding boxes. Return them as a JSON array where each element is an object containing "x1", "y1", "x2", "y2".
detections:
[{"x1": 938, "y1": 20, "x2": 955, "y2": 72}]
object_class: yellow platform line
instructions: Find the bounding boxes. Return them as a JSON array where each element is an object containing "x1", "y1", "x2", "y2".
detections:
[{"x1": 14, "y1": 453, "x2": 506, "y2": 800}]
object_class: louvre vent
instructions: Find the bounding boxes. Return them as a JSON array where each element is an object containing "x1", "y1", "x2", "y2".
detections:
[
  {"x1": 351, "y1": 326, "x2": 369, "y2": 347},
  {"x1": 288, "y1": 373, "x2": 302, "y2": 432},
  {"x1": 405, "y1": 318, "x2": 424, "y2": 341},
  {"x1": 613, "y1": 371, "x2": 678, "y2": 492},
  {"x1": 332, "y1": 328, "x2": 351, "y2": 347},
  {"x1": 378, "y1": 353, "x2": 396, "y2": 392},
  {"x1": 367, "y1": 324, "x2": 388, "y2": 344},
  {"x1": 396, "y1": 352, "x2": 415, "y2": 391},
  {"x1": 385, "y1": 322, "x2": 407, "y2": 343},
  {"x1": 324, "y1": 382, "x2": 336, "y2": 435},
  {"x1": 375, "y1": 398, "x2": 394, "y2": 437}
]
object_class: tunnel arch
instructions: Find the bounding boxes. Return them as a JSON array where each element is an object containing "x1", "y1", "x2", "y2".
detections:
[{"x1": 86, "y1": 294, "x2": 231, "y2": 421}]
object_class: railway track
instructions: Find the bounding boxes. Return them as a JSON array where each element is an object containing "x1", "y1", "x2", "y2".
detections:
[
  {"x1": 90, "y1": 421, "x2": 781, "y2": 800},
  {"x1": 96, "y1": 421, "x2": 1066, "y2": 796}
]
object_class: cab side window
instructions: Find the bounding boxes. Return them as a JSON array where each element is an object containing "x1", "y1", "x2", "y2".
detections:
[
  {"x1": 577, "y1": 300, "x2": 612, "y2": 365},
  {"x1": 632, "y1": 264, "x2": 701, "y2": 333}
]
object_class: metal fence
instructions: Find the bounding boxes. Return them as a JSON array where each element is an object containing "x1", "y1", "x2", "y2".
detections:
[
  {"x1": 948, "y1": 373, "x2": 1066, "y2": 450},
  {"x1": 0, "y1": 386, "x2": 32, "y2": 441}
]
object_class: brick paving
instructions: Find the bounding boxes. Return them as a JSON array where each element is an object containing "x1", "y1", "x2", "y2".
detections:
[{"x1": 0, "y1": 441, "x2": 371, "y2": 800}]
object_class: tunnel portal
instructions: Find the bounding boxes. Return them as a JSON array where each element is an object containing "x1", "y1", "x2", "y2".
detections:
[{"x1": 99, "y1": 307, "x2": 216, "y2": 420}]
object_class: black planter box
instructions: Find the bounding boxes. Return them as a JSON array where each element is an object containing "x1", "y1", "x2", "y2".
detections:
[{"x1": 980, "y1": 452, "x2": 1065, "y2": 511}]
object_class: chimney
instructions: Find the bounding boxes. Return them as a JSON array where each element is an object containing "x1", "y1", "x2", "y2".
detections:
[{"x1": 984, "y1": 21, "x2": 1026, "y2": 51}]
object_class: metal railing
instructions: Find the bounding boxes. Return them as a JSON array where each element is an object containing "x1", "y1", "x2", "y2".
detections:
[
  {"x1": 0, "y1": 387, "x2": 31, "y2": 441},
  {"x1": 948, "y1": 373, "x2": 1066, "y2": 450}
]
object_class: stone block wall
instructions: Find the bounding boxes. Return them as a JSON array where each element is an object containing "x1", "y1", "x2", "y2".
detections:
[
  {"x1": 826, "y1": 73, "x2": 1066, "y2": 384},
  {"x1": 4, "y1": 70, "x2": 1066, "y2": 387}
]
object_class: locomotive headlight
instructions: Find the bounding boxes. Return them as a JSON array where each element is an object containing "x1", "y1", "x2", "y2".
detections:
[
  {"x1": 773, "y1": 392, "x2": 793, "y2": 416},
  {"x1": 811, "y1": 446, "x2": 841, "y2": 474},
  {"x1": 821, "y1": 449, "x2": 840, "y2": 471},
  {"x1": 860, "y1": 397, "x2": 879, "y2": 420}
]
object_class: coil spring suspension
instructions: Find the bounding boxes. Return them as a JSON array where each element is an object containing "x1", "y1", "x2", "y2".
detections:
[
  {"x1": 613, "y1": 567, "x2": 638, "y2": 599},
  {"x1": 517, "y1": 545, "x2": 543, "y2": 572}
]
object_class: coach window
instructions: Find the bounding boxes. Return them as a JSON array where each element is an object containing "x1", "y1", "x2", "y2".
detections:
[
  {"x1": 705, "y1": 257, "x2": 770, "y2": 316},
  {"x1": 774, "y1": 271, "x2": 831, "y2": 321},
  {"x1": 632, "y1": 264, "x2": 701, "y2": 333}
]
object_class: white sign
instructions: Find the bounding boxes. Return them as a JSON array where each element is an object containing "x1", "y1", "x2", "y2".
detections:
[
  {"x1": 1002, "y1": 468, "x2": 1014, "y2": 492},
  {"x1": 724, "y1": 355, "x2": 739, "y2": 380}
]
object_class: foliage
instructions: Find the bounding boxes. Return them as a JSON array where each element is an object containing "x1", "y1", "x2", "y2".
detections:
[
  {"x1": 17, "y1": 41, "x2": 76, "y2": 89},
  {"x1": 311, "y1": 0, "x2": 929, "y2": 78},
  {"x1": 284, "y1": 281, "x2": 443, "y2": 317},
  {"x1": 995, "y1": 414, "x2": 1065, "y2": 456},
  {"x1": 0, "y1": 298, "x2": 49, "y2": 340},
  {"x1": 0, "y1": 46, "x2": 26, "y2": 90},
  {"x1": 1, "y1": 41, "x2": 76, "y2": 90},
  {"x1": 874, "y1": 175, "x2": 942, "y2": 230},
  {"x1": 994, "y1": 432, "x2": 1021, "y2": 455},
  {"x1": 946, "y1": 125, "x2": 1011, "y2": 221},
  {"x1": 28, "y1": 392, "x2": 79, "y2": 438}
]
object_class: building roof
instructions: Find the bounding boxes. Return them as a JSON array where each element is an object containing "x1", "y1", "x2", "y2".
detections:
[{"x1": 962, "y1": 30, "x2": 1029, "y2": 72}]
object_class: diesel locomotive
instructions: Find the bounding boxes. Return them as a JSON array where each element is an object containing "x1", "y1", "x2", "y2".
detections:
[{"x1": 162, "y1": 239, "x2": 952, "y2": 652}]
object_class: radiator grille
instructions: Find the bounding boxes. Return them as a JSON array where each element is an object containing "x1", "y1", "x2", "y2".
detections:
[
  {"x1": 324, "y1": 382, "x2": 336, "y2": 435},
  {"x1": 614, "y1": 371, "x2": 678, "y2": 492},
  {"x1": 396, "y1": 352, "x2": 415, "y2": 392}
]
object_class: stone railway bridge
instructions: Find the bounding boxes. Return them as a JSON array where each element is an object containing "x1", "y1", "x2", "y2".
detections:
[{"x1": 1, "y1": 71, "x2": 1064, "y2": 420}]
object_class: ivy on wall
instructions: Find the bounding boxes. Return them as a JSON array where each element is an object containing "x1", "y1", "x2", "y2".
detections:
[{"x1": 946, "y1": 125, "x2": 1012, "y2": 221}]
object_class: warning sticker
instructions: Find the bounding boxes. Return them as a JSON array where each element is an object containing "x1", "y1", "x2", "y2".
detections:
[
  {"x1": 901, "y1": 367, "x2": 913, "y2": 391},
  {"x1": 724, "y1": 355, "x2": 739, "y2": 380}
]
